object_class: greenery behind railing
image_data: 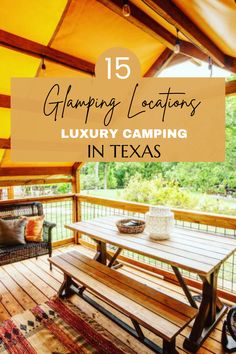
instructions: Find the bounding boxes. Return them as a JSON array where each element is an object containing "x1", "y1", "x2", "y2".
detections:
[{"x1": 42, "y1": 199, "x2": 73, "y2": 241}]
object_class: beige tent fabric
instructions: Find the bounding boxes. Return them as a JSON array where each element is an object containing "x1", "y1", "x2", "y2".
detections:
[{"x1": 174, "y1": 0, "x2": 236, "y2": 57}]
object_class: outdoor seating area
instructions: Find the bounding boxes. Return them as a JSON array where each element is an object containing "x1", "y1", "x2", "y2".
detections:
[{"x1": 0, "y1": 194, "x2": 235, "y2": 353}]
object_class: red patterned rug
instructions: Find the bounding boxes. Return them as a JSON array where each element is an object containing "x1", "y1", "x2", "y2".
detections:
[{"x1": 0, "y1": 296, "x2": 136, "y2": 353}]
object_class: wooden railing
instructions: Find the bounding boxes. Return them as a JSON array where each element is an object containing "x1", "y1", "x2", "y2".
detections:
[
  {"x1": 77, "y1": 194, "x2": 236, "y2": 229},
  {"x1": 0, "y1": 193, "x2": 74, "y2": 205}
]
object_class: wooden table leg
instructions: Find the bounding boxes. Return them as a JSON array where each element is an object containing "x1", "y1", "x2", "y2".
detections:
[
  {"x1": 172, "y1": 266, "x2": 198, "y2": 309},
  {"x1": 94, "y1": 241, "x2": 107, "y2": 265},
  {"x1": 107, "y1": 247, "x2": 123, "y2": 268},
  {"x1": 184, "y1": 267, "x2": 227, "y2": 352}
]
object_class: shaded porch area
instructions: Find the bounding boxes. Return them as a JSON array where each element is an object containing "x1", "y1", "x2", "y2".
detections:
[{"x1": 0, "y1": 243, "x2": 230, "y2": 354}]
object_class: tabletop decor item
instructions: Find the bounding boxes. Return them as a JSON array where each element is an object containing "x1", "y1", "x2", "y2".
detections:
[
  {"x1": 145, "y1": 206, "x2": 174, "y2": 240},
  {"x1": 116, "y1": 218, "x2": 145, "y2": 234}
]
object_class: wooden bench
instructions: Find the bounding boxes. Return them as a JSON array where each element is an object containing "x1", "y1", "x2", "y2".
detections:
[{"x1": 49, "y1": 250, "x2": 197, "y2": 354}]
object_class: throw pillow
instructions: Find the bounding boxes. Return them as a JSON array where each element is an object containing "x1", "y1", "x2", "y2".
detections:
[
  {"x1": 0, "y1": 218, "x2": 27, "y2": 246},
  {"x1": 21, "y1": 215, "x2": 45, "y2": 242}
]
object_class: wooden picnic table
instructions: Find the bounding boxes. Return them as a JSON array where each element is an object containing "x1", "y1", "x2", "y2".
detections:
[{"x1": 66, "y1": 216, "x2": 236, "y2": 352}]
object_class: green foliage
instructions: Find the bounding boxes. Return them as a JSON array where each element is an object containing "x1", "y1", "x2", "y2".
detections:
[
  {"x1": 197, "y1": 196, "x2": 230, "y2": 214},
  {"x1": 124, "y1": 175, "x2": 233, "y2": 214},
  {"x1": 80, "y1": 174, "x2": 102, "y2": 190},
  {"x1": 124, "y1": 175, "x2": 196, "y2": 208},
  {"x1": 56, "y1": 183, "x2": 71, "y2": 194}
]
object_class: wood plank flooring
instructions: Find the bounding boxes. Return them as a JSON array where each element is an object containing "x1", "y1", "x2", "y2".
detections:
[{"x1": 0, "y1": 244, "x2": 230, "y2": 353}]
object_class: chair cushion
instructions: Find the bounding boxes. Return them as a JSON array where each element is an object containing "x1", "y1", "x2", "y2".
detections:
[
  {"x1": 0, "y1": 218, "x2": 26, "y2": 246},
  {"x1": 21, "y1": 215, "x2": 45, "y2": 242}
]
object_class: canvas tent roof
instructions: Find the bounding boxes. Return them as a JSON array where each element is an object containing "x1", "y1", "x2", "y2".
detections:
[{"x1": 0, "y1": 0, "x2": 236, "y2": 178}]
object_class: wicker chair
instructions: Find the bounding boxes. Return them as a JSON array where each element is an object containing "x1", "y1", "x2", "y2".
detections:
[{"x1": 0, "y1": 202, "x2": 56, "y2": 267}]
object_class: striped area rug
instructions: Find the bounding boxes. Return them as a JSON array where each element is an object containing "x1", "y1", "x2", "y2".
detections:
[{"x1": 0, "y1": 296, "x2": 136, "y2": 353}]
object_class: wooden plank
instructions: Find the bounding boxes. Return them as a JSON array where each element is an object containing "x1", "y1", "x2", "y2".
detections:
[
  {"x1": 91, "y1": 218, "x2": 231, "y2": 258},
  {"x1": 0, "y1": 267, "x2": 36, "y2": 310},
  {"x1": 69, "y1": 223, "x2": 213, "y2": 274},
  {"x1": 52, "y1": 237, "x2": 75, "y2": 248},
  {"x1": 89, "y1": 217, "x2": 236, "y2": 267},
  {"x1": 68, "y1": 251, "x2": 192, "y2": 317},
  {"x1": 0, "y1": 177, "x2": 72, "y2": 187},
  {"x1": 0, "y1": 94, "x2": 10, "y2": 108},
  {"x1": 0, "y1": 30, "x2": 94, "y2": 75},
  {"x1": 144, "y1": 48, "x2": 175, "y2": 77},
  {"x1": 98, "y1": 0, "x2": 208, "y2": 63},
  {"x1": 86, "y1": 221, "x2": 220, "y2": 268},
  {"x1": 0, "y1": 301, "x2": 10, "y2": 321},
  {"x1": 22, "y1": 259, "x2": 61, "y2": 291},
  {"x1": 0, "y1": 166, "x2": 72, "y2": 176},
  {"x1": 174, "y1": 228, "x2": 236, "y2": 247},
  {"x1": 120, "y1": 264, "x2": 190, "y2": 299},
  {"x1": 100, "y1": 216, "x2": 236, "y2": 253},
  {"x1": 29, "y1": 257, "x2": 64, "y2": 283},
  {"x1": 0, "y1": 138, "x2": 10, "y2": 149},
  {"x1": 143, "y1": 0, "x2": 228, "y2": 69},
  {"x1": 0, "y1": 280, "x2": 23, "y2": 316},
  {"x1": 226, "y1": 80, "x2": 236, "y2": 96},
  {"x1": 50, "y1": 254, "x2": 184, "y2": 340},
  {"x1": 0, "y1": 193, "x2": 74, "y2": 205},
  {"x1": 0, "y1": 175, "x2": 70, "y2": 181},
  {"x1": 13, "y1": 262, "x2": 56, "y2": 298},
  {"x1": 77, "y1": 194, "x2": 236, "y2": 230},
  {"x1": 68, "y1": 251, "x2": 196, "y2": 318},
  {"x1": 3, "y1": 263, "x2": 47, "y2": 304},
  {"x1": 67, "y1": 220, "x2": 219, "y2": 274}
]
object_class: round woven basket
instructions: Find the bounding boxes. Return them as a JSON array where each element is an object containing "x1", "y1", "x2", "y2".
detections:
[{"x1": 116, "y1": 219, "x2": 145, "y2": 234}]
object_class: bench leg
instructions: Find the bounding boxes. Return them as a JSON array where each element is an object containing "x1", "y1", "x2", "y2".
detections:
[
  {"x1": 131, "y1": 318, "x2": 145, "y2": 341},
  {"x1": 58, "y1": 274, "x2": 73, "y2": 298},
  {"x1": 163, "y1": 339, "x2": 178, "y2": 354}
]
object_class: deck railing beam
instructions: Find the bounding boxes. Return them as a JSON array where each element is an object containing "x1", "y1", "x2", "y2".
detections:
[{"x1": 77, "y1": 194, "x2": 236, "y2": 230}]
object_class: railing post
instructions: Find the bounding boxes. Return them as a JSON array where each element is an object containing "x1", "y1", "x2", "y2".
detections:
[
  {"x1": 72, "y1": 163, "x2": 82, "y2": 244},
  {"x1": 7, "y1": 186, "x2": 14, "y2": 199}
]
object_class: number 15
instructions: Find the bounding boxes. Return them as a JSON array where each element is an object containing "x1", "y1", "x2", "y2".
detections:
[{"x1": 105, "y1": 57, "x2": 131, "y2": 80}]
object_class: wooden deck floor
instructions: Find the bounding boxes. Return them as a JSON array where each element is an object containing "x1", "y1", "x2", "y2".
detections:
[{"x1": 0, "y1": 244, "x2": 229, "y2": 353}]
